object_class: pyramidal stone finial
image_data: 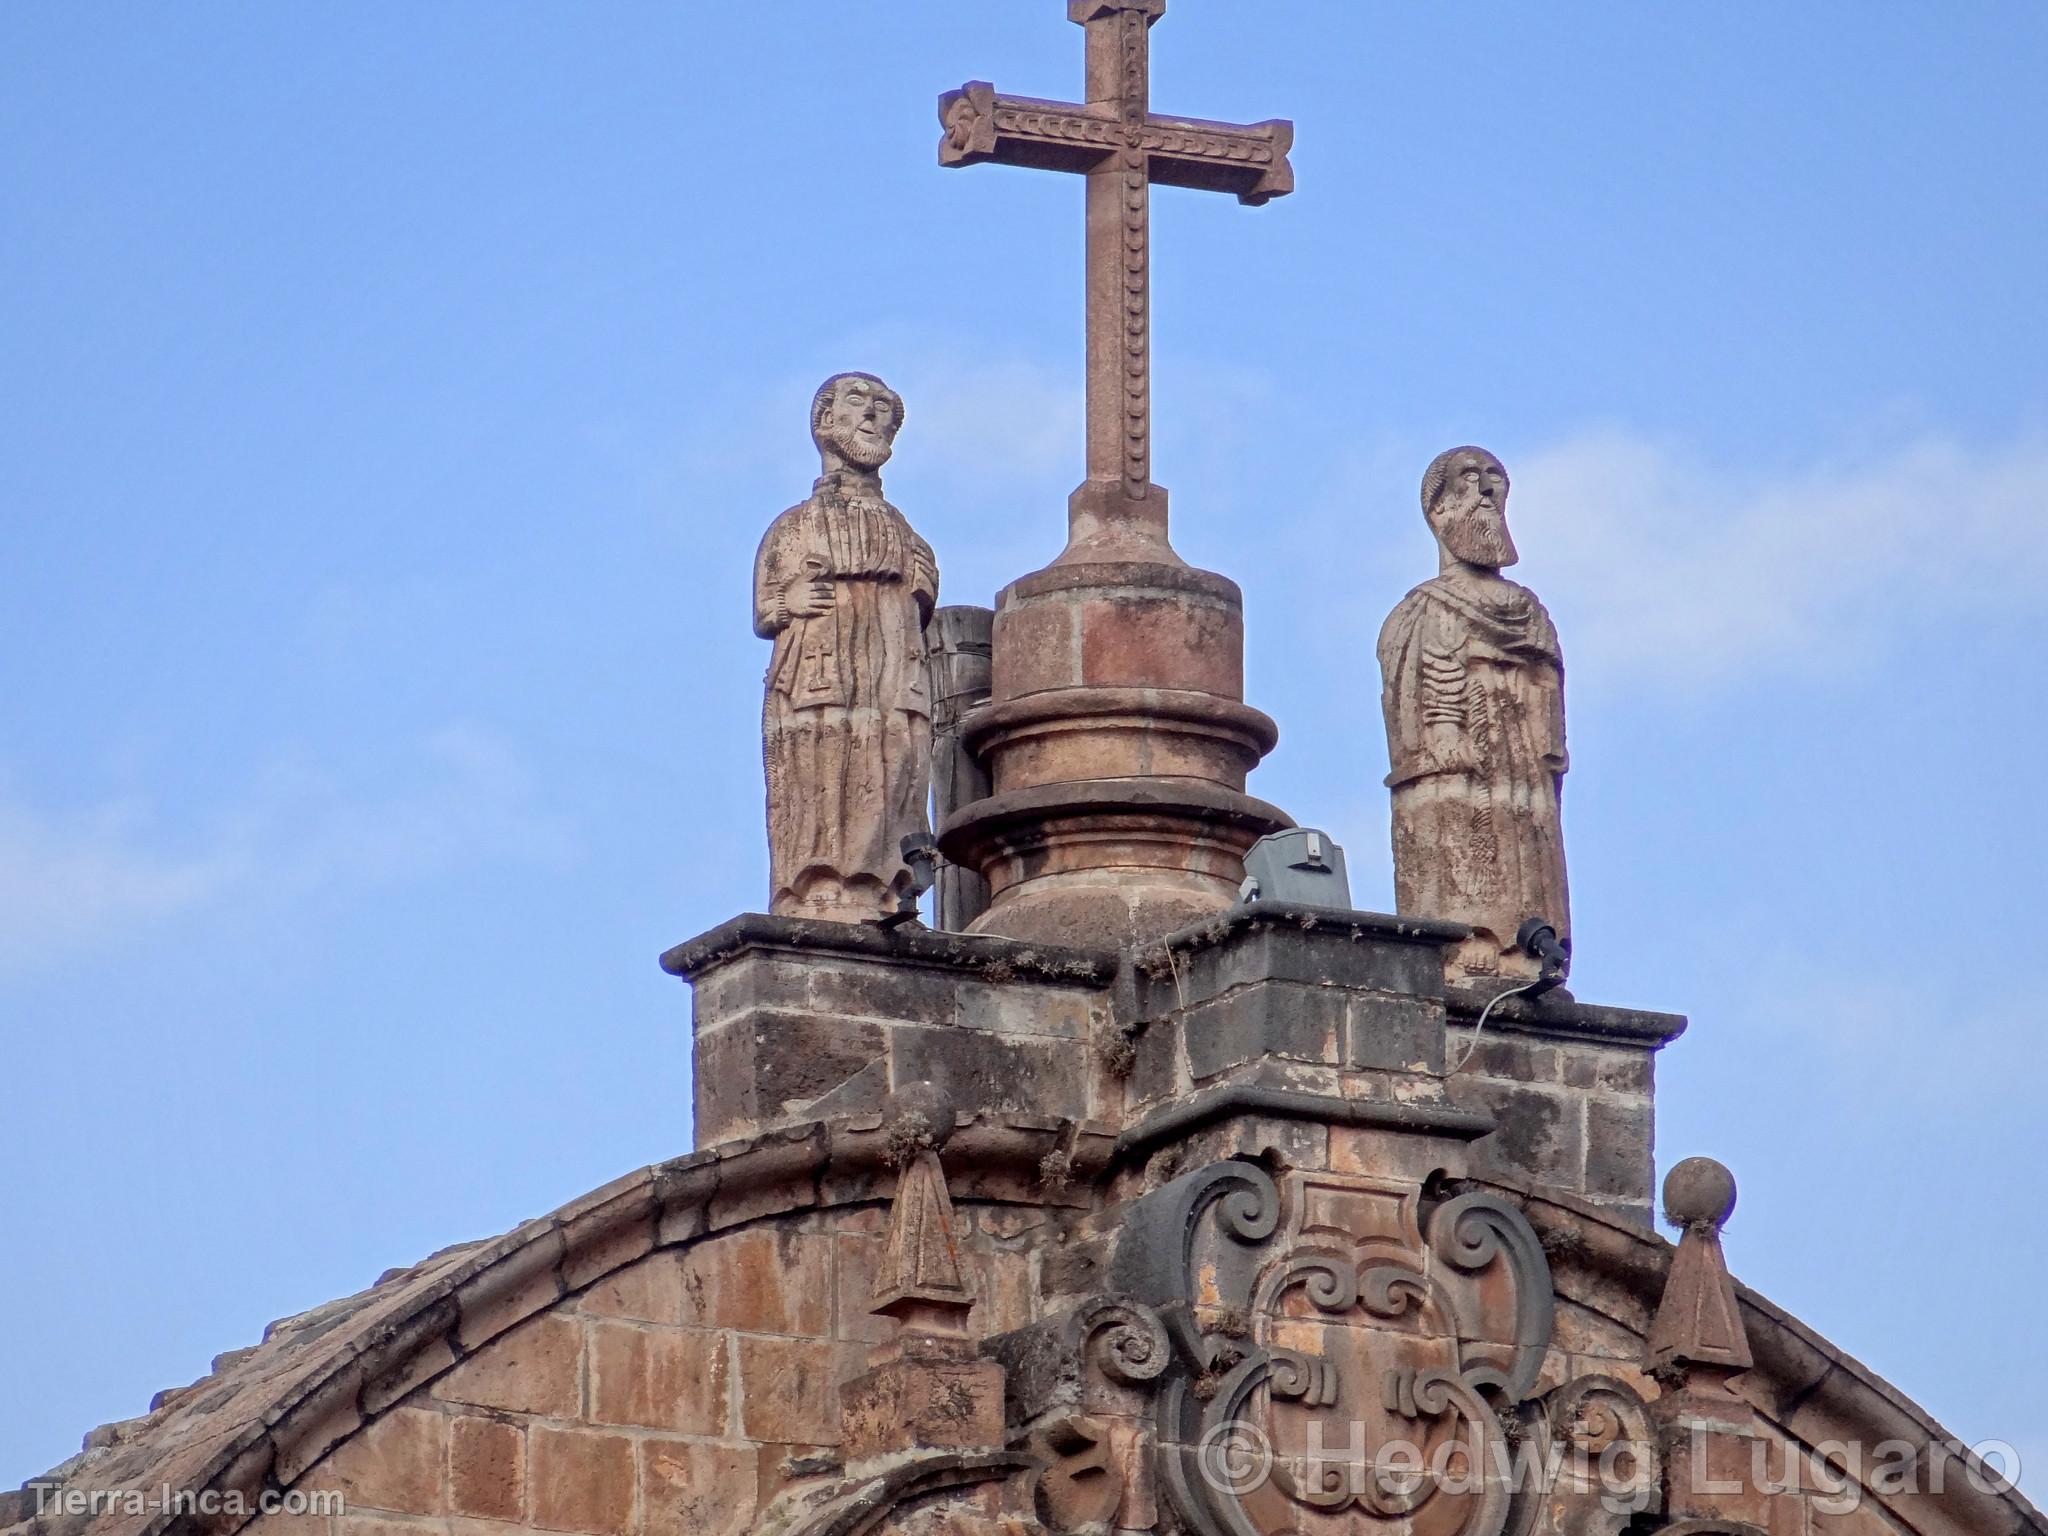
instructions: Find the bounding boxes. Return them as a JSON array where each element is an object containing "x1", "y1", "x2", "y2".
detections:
[
  {"x1": 870, "y1": 1149, "x2": 976, "y2": 1339},
  {"x1": 1646, "y1": 1156, "x2": 1753, "y2": 1376}
]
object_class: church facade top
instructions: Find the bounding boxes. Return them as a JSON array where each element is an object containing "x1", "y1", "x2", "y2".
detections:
[{"x1": 9, "y1": 12, "x2": 2037, "y2": 1536}]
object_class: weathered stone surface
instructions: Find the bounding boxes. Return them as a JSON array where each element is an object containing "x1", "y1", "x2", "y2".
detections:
[
  {"x1": 528, "y1": 1427, "x2": 635, "y2": 1536},
  {"x1": 1586, "y1": 1096, "x2": 1653, "y2": 1200},
  {"x1": 1381, "y1": 446, "x2": 1569, "y2": 982},
  {"x1": 448, "y1": 1415, "x2": 523, "y2": 1523},
  {"x1": 433, "y1": 1313, "x2": 582, "y2": 1420},
  {"x1": 735, "y1": 1336, "x2": 849, "y2": 1444},
  {"x1": 756, "y1": 371, "x2": 936, "y2": 924},
  {"x1": 640, "y1": 1439, "x2": 757, "y2": 1536},
  {"x1": 1180, "y1": 983, "x2": 1343, "y2": 1082},
  {"x1": 312, "y1": 1405, "x2": 446, "y2": 1515},
  {"x1": 587, "y1": 1321, "x2": 728, "y2": 1434},
  {"x1": 678, "y1": 1229, "x2": 832, "y2": 1336},
  {"x1": 1449, "y1": 1077, "x2": 1585, "y2": 1191}
]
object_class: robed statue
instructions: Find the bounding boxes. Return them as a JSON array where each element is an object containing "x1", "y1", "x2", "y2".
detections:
[
  {"x1": 1378, "y1": 446, "x2": 1568, "y2": 980},
  {"x1": 755, "y1": 372, "x2": 938, "y2": 921}
]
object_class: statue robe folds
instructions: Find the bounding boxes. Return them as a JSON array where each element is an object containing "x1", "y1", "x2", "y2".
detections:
[
  {"x1": 1378, "y1": 575, "x2": 1568, "y2": 972},
  {"x1": 756, "y1": 478, "x2": 938, "y2": 919}
]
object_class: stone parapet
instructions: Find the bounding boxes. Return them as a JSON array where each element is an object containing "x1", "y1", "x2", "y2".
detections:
[
  {"x1": 663, "y1": 914, "x2": 1118, "y2": 1147},
  {"x1": 662, "y1": 906, "x2": 1688, "y2": 1221},
  {"x1": 1443, "y1": 983, "x2": 1688, "y2": 1226}
]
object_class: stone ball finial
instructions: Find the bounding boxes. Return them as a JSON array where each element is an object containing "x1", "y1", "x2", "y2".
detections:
[{"x1": 1663, "y1": 1156, "x2": 1737, "y2": 1233}]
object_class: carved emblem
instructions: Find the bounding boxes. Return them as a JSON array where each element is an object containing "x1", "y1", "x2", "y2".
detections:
[{"x1": 1092, "y1": 1161, "x2": 1557, "y2": 1536}]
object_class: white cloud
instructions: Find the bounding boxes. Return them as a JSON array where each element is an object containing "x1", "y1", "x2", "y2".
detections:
[
  {"x1": 0, "y1": 724, "x2": 572, "y2": 977},
  {"x1": 1504, "y1": 428, "x2": 2048, "y2": 690},
  {"x1": 0, "y1": 799, "x2": 242, "y2": 971}
]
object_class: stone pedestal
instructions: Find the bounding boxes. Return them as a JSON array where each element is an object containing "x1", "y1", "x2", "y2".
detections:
[{"x1": 938, "y1": 484, "x2": 1290, "y2": 948}]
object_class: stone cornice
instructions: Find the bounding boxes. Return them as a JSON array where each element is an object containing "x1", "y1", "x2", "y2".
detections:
[{"x1": 660, "y1": 911, "x2": 1119, "y2": 986}]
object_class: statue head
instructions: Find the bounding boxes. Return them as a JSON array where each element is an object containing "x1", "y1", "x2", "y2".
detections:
[
  {"x1": 1421, "y1": 446, "x2": 1517, "y2": 571},
  {"x1": 811, "y1": 372, "x2": 904, "y2": 472}
]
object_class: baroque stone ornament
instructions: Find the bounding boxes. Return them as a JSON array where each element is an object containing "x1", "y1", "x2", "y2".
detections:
[
  {"x1": 756, "y1": 372, "x2": 939, "y2": 922},
  {"x1": 870, "y1": 1149, "x2": 977, "y2": 1337},
  {"x1": 1058, "y1": 1161, "x2": 1562, "y2": 1536},
  {"x1": 1380, "y1": 447, "x2": 1569, "y2": 981}
]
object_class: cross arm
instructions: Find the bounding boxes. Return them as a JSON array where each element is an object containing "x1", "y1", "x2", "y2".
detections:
[
  {"x1": 940, "y1": 82, "x2": 1294, "y2": 205},
  {"x1": 1138, "y1": 114, "x2": 1294, "y2": 205},
  {"x1": 939, "y1": 81, "x2": 1120, "y2": 178}
]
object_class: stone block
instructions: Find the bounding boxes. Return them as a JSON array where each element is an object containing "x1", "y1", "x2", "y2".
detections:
[
  {"x1": 892, "y1": 1024, "x2": 1089, "y2": 1119},
  {"x1": 808, "y1": 962, "x2": 957, "y2": 1027},
  {"x1": 314, "y1": 1405, "x2": 446, "y2": 1516},
  {"x1": 1181, "y1": 984, "x2": 1343, "y2": 1081},
  {"x1": 588, "y1": 1321, "x2": 729, "y2": 1434},
  {"x1": 1561, "y1": 1045, "x2": 1652, "y2": 1095},
  {"x1": 955, "y1": 980, "x2": 1093, "y2": 1039},
  {"x1": 694, "y1": 1011, "x2": 887, "y2": 1143},
  {"x1": 736, "y1": 1336, "x2": 849, "y2": 1444},
  {"x1": 1156, "y1": 918, "x2": 1449, "y2": 1012},
  {"x1": 528, "y1": 1427, "x2": 636, "y2": 1536},
  {"x1": 678, "y1": 1229, "x2": 833, "y2": 1336},
  {"x1": 641, "y1": 1439, "x2": 758, "y2": 1536},
  {"x1": 449, "y1": 1416, "x2": 523, "y2": 1523},
  {"x1": 1451, "y1": 1032, "x2": 1560, "y2": 1084},
  {"x1": 578, "y1": 1249, "x2": 685, "y2": 1324},
  {"x1": 692, "y1": 1021, "x2": 758, "y2": 1147},
  {"x1": 1585, "y1": 1096, "x2": 1653, "y2": 1203},
  {"x1": 1449, "y1": 1079, "x2": 1585, "y2": 1193},
  {"x1": 839, "y1": 1351, "x2": 1006, "y2": 1461},
  {"x1": 1080, "y1": 589, "x2": 1243, "y2": 696},
  {"x1": 690, "y1": 951, "x2": 812, "y2": 1022},
  {"x1": 433, "y1": 1313, "x2": 583, "y2": 1420},
  {"x1": 833, "y1": 1232, "x2": 896, "y2": 1346},
  {"x1": 1123, "y1": 1016, "x2": 1180, "y2": 1104},
  {"x1": 1344, "y1": 993, "x2": 1446, "y2": 1074}
]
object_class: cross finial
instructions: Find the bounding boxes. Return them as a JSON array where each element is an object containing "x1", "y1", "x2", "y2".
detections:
[{"x1": 940, "y1": 2, "x2": 1293, "y2": 561}]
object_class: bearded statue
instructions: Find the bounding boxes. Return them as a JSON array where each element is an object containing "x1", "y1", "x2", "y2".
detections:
[
  {"x1": 754, "y1": 372, "x2": 938, "y2": 921},
  {"x1": 1378, "y1": 446, "x2": 1568, "y2": 981}
]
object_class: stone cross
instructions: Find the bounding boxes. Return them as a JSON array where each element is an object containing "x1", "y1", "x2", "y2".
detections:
[{"x1": 940, "y1": 1, "x2": 1293, "y2": 555}]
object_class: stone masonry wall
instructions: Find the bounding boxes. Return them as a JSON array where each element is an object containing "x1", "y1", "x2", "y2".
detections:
[{"x1": 254, "y1": 1202, "x2": 1051, "y2": 1536}]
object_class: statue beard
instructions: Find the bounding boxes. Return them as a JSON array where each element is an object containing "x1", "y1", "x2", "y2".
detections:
[
  {"x1": 1436, "y1": 501, "x2": 1519, "y2": 569},
  {"x1": 822, "y1": 423, "x2": 895, "y2": 471}
]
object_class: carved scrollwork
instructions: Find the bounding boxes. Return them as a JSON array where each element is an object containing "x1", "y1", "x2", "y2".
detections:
[
  {"x1": 1427, "y1": 1191, "x2": 1557, "y2": 1403},
  {"x1": 1517, "y1": 1374, "x2": 1663, "y2": 1536},
  {"x1": 1094, "y1": 1164, "x2": 1559, "y2": 1536},
  {"x1": 1072, "y1": 1295, "x2": 1171, "y2": 1386},
  {"x1": 937, "y1": 82, "x2": 999, "y2": 163},
  {"x1": 1105, "y1": 1158, "x2": 1280, "y2": 1370}
]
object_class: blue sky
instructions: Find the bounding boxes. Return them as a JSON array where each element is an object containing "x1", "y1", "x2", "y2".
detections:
[{"x1": 5, "y1": 0, "x2": 2045, "y2": 1498}]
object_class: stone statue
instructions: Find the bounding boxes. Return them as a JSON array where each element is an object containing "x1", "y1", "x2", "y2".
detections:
[
  {"x1": 1378, "y1": 446, "x2": 1568, "y2": 981},
  {"x1": 755, "y1": 372, "x2": 938, "y2": 921}
]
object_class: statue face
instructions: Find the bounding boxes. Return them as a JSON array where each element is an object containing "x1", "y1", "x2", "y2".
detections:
[
  {"x1": 1427, "y1": 450, "x2": 1518, "y2": 570},
  {"x1": 818, "y1": 375, "x2": 900, "y2": 469}
]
